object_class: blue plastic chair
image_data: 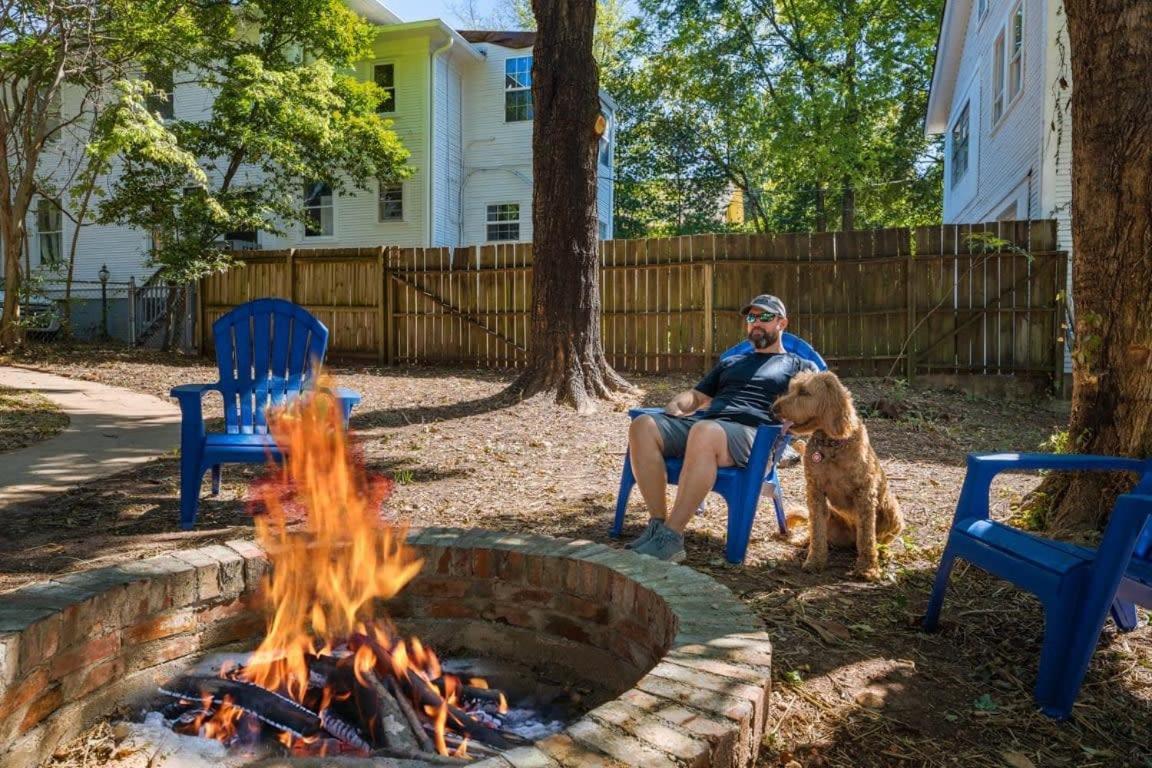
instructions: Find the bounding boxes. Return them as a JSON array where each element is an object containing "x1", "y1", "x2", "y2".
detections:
[
  {"x1": 170, "y1": 299, "x2": 362, "y2": 529},
  {"x1": 923, "y1": 452, "x2": 1152, "y2": 718},
  {"x1": 611, "y1": 332, "x2": 827, "y2": 564}
]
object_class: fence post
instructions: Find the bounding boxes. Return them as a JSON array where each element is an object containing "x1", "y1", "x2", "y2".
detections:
[
  {"x1": 384, "y1": 248, "x2": 395, "y2": 365},
  {"x1": 376, "y1": 246, "x2": 386, "y2": 366},
  {"x1": 127, "y1": 277, "x2": 137, "y2": 344},
  {"x1": 702, "y1": 261, "x2": 714, "y2": 373},
  {"x1": 905, "y1": 234, "x2": 916, "y2": 382},
  {"x1": 286, "y1": 249, "x2": 296, "y2": 304},
  {"x1": 182, "y1": 283, "x2": 194, "y2": 353}
]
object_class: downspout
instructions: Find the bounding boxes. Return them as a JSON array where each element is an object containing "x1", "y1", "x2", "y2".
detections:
[{"x1": 429, "y1": 35, "x2": 454, "y2": 246}]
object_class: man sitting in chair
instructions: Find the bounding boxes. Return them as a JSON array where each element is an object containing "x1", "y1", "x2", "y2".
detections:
[{"x1": 627, "y1": 294, "x2": 818, "y2": 562}]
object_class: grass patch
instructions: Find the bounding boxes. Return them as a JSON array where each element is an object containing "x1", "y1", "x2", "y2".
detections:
[{"x1": 0, "y1": 385, "x2": 69, "y2": 453}]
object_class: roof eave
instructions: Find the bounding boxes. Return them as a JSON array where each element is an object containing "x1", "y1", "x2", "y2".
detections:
[{"x1": 925, "y1": 0, "x2": 973, "y2": 136}]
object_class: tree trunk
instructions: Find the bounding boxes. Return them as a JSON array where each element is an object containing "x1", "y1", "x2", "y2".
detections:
[
  {"x1": 0, "y1": 227, "x2": 25, "y2": 349},
  {"x1": 1036, "y1": 0, "x2": 1152, "y2": 531},
  {"x1": 814, "y1": 187, "x2": 827, "y2": 232},
  {"x1": 840, "y1": 177, "x2": 855, "y2": 232},
  {"x1": 510, "y1": 0, "x2": 632, "y2": 412}
]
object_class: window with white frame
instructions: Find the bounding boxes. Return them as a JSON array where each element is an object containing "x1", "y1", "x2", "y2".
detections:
[
  {"x1": 36, "y1": 198, "x2": 62, "y2": 266},
  {"x1": 486, "y1": 203, "x2": 520, "y2": 241},
  {"x1": 599, "y1": 116, "x2": 611, "y2": 168},
  {"x1": 304, "y1": 181, "x2": 334, "y2": 237},
  {"x1": 992, "y1": 29, "x2": 1006, "y2": 124},
  {"x1": 378, "y1": 182, "x2": 403, "y2": 222},
  {"x1": 950, "y1": 102, "x2": 970, "y2": 187},
  {"x1": 374, "y1": 63, "x2": 395, "y2": 113},
  {"x1": 145, "y1": 67, "x2": 174, "y2": 120},
  {"x1": 1008, "y1": 3, "x2": 1024, "y2": 102},
  {"x1": 505, "y1": 56, "x2": 532, "y2": 122},
  {"x1": 992, "y1": 3, "x2": 1024, "y2": 127}
]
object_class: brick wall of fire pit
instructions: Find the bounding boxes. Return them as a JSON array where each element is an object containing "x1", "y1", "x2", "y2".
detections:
[{"x1": 0, "y1": 529, "x2": 772, "y2": 768}]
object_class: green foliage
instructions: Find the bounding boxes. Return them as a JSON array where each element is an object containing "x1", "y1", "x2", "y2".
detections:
[
  {"x1": 95, "y1": 0, "x2": 411, "y2": 283},
  {"x1": 611, "y1": 0, "x2": 944, "y2": 236}
]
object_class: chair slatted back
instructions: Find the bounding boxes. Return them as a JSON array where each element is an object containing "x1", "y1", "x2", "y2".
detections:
[{"x1": 212, "y1": 299, "x2": 329, "y2": 434}]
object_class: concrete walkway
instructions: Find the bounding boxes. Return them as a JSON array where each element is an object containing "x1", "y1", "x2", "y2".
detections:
[{"x1": 0, "y1": 366, "x2": 181, "y2": 509}]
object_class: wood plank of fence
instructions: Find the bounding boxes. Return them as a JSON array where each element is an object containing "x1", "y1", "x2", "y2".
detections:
[{"x1": 200, "y1": 221, "x2": 1067, "y2": 382}]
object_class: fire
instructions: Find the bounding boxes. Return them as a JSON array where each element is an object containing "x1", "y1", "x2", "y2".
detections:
[{"x1": 242, "y1": 378, "x2": 423, "y2": 702}]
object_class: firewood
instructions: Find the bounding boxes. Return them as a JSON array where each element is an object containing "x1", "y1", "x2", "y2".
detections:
[
  {"x1": 387, "y1": 676, "x2": 436, "y2": 753},
  {"x1": 370, "y1": 746, "x2": 470, "y2": 765},
  {"x1": 365, "y1": 670, "x2": 423, "y2": 752}
]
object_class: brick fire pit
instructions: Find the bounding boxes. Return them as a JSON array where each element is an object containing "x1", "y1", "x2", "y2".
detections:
[{"x1": 0, "y1": 529, "x2": 773, "y2": 768}]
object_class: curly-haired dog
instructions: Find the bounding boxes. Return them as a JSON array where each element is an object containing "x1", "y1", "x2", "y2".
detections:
[{"x1": 772, "y1": 370, "x2": 902, "y2": 581}]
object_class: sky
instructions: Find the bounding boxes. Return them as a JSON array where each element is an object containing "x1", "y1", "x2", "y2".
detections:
[{"x1": 381, "y1": 0, "x2": 510, "y2": 26}]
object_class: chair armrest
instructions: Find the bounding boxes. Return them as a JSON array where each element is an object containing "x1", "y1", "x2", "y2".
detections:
[
  {"x1": 332, "y1": 387, "x2": 361, "y2": 407},
  {"x1": 170, "y1": 384, "x2": 220, "y2": 442},
  {"x1": 170, "y1": 383, "x2": 220, "y2": 400},
  {"x1": 747, "y1": 424, "x2": 788, "y2": 479},
  {"x1": 628, "y1": 407, "x2": 665, "y2": 419},
  {"x1": 954, "y1": 452, "x2": 1151, "y2": 522}
]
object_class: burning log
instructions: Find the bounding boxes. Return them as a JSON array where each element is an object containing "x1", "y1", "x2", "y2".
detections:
[
  {"x1": 361, "y1": 670, "x2": 423, "y2": 752},
  {"x1": 387, "y1": 676, "x2": 435, "y2": 753},
  {"x1": 158, "y1": 675, "x2": 322, "y2": 740}
]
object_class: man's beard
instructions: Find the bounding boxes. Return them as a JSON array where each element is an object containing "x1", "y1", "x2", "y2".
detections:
[{"x1": 748, "y1": 327, "x2": 779, "y2": 349}]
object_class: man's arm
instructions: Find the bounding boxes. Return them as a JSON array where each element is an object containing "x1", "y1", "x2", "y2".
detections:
[{"x1": 665, "y1": 389, "x2": 711, "y2": 417}]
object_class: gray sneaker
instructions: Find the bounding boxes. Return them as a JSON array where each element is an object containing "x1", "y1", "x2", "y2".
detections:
[
  {"x1": 625, "y1": 518, "x2": 665, "y2": 550},
  {"x1": 634, "y1": 526, "x2": 686, "y2": 563}
]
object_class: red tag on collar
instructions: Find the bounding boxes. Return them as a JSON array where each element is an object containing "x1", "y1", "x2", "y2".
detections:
[{"x1": 810, "y1": 451, "x2": 824, "y2": 463}]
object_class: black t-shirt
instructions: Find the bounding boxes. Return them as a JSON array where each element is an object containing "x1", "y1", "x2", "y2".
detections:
[{"x1": 693, "y1": 352, "x2": 818, "y2": 428}]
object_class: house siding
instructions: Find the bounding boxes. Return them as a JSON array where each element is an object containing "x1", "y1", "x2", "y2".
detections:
[
  {"x1": 943, "y1": 0, "x2": 1049, "y2": 224},
  {"x1": 460, "y1": 43, "x2": 535, "y2": 246},
  {"x1": 432, "y1": 54, "x2": 464, "y2": 246}
]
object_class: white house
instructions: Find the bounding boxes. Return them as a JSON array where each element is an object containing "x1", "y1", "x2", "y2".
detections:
[
  {"x1": 18, "y1": 0, "x2": 616, "y2": 289},
  {"x1": 926, "y1": 0, "x2": 1072, "y2": 247}
]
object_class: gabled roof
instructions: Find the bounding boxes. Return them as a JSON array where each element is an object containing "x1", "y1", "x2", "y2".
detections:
[
  {"x1": 925, "y1": 0, "x2": 973, "y2": 135},
  {"x1": 457, "y1": 30, "x2": 536, "y2": 49}
]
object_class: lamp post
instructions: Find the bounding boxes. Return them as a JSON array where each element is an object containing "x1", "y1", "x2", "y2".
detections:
[{"x1": 98, "y1": 264, "x2": 110, "y2": 341}]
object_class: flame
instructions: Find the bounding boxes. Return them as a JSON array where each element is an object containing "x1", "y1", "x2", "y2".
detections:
[
  {"x1": 185, "y1": 375, "x2": 501, "y2": 758},
  {"x1": 241, "y1": 378, "x2": 424, "y2": 701},
  {"x1": 198, "y1": 696, "x2": 244, "y2": 743}
]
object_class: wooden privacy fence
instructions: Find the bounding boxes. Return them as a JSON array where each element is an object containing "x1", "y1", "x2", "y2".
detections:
[{"x1": 199, "y1": 219, "x2": 1067, "y2": 382}]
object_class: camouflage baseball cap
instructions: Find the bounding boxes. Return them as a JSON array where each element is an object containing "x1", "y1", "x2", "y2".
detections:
[{"x1": 741, "y1": 294, "x2": 787, "y2": 317}]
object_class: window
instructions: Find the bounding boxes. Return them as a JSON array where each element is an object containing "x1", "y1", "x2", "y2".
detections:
[
  {"x1": 978, "y1": 0, "x2": 988, "y2": 18},
  {"x1": 505, "y1": 56, "x2": 532, "y2": 122},
  {"x1": 599, "y1": 116, "x2": 611, "y2": 168},
  {"x1": 992, "y1": 30, "x2": 1006, "y2": 124},
  {"x1": 992, "y1": 4, "x2": 1024, "y2": 127},
  {"x1": 378, "y1": 182, "x2": 403, "y2": 222},
  {"x1": 950, "y1": 102, "x2": 970, "y2": 187},
  {"x1": 598, "y1": 220, "x2": 609, "y2": 240},
  {"x1": 486, "y1": 203, "x2": 520, "y2": 241},
  {"x1": 36, "y1": 198, "x2": 63, "y2": 266},
  {"x1": 1008, "y1": 4, "x2": 1024, "y2": 102},
  {"x1": 145, "y1": 67, "x2": 174, "y2": 120},
  {"x1": 374, "y1": 63, "x2": 395, "y2": 113},
  {"x1": 304, "y1": 181, "x2": 334, "y2": 237}
]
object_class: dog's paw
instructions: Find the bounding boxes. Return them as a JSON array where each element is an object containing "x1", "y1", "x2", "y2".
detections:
[
  {"x1": 801, "y1": 557, "x2": 826, "y2": 572},
  {"x1": 850, "y1": 564, "x2": 883, "y2": 582}
]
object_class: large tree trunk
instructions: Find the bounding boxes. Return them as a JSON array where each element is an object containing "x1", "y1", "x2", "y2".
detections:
[
  {"x1": 0, "y1": 227, "x2": 25, "y2": 350},
  {"x1": 1037, "y1": 0, "x2": 1152, "y2": 531},
  {"x1": 510, "y1": 0, "x2": 631, "y2": 412}
]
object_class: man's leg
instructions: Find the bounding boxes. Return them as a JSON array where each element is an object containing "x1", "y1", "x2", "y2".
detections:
[
  {"x1": 665, "y1": 421, "x2": 735, "y2": 534},
  {"x1": 628, "y1": 415, "x2": 671, "y2": 520}
]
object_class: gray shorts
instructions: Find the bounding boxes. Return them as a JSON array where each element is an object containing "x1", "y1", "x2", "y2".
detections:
[{"x1": 648, "y1": 413, "x2": 757, "y2": 467}]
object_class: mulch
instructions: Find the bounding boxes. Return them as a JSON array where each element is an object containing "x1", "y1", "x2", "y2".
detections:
[{"x1": 1, "y1": 344, "x2": 1148, "y2": 768}]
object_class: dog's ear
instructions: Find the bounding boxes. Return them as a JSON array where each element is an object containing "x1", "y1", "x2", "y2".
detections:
[{"x1": 818, "y1": 373, "x2": 859, "y2": 439}]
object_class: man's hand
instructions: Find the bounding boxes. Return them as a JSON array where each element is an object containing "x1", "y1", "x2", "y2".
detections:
[{"x1": 664, "y1": 389, "x2": 705, "y2": 417}]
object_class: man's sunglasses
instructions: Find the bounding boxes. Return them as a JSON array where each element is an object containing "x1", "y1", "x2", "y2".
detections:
[{"x1": 745, "y1": 312, "x2": 779, "y2": 323}]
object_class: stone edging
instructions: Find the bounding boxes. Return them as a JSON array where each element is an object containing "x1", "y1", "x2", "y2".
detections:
[{"x1": 0, "y1": 530, "x2": 772, "y2": 768}]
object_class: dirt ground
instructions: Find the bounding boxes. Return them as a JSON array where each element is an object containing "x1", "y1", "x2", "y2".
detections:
[
  {"x1": 1, "y1": 345, "x2": 1149, "y2": 768},
  {"x1": 0, "y1": 383, "x2": 69, "y2": 453}
]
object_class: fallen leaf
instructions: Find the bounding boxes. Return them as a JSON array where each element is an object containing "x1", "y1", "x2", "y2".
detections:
[{"x1": 1001, "y1": 751, "x2": 1036, "y2": 768}]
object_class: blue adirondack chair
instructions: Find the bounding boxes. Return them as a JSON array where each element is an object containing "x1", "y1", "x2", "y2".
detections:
[
  {"x1": 171, "y1": 299, "x2": 362, "y2": 529},
  {"x1": 611, "y1": 332, "x2": 827, "y2": 564},
  {"x1": 923, "y1": 452, "x2": 1152, "y2": 718}
]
